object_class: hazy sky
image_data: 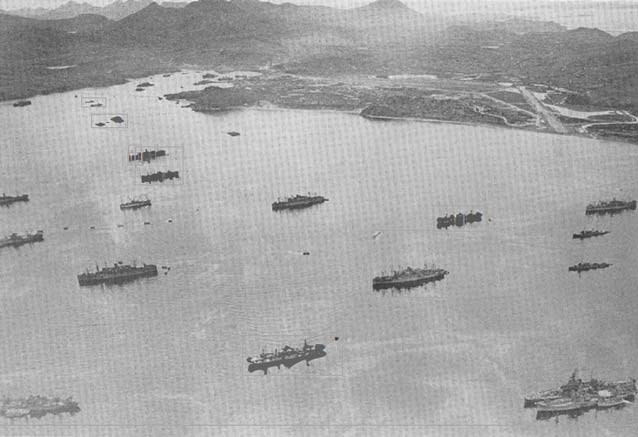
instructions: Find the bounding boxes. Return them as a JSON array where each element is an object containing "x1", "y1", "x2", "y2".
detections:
[
  {"x1": 2, "y1": 0, "x2": 638, "y2": 34},
  {"x1": 0, "y1": 0, "x2": 622, "y2": 11}
]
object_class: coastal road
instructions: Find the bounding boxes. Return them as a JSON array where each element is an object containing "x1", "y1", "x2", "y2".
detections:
[{"x1": 519, "y1": 86, "x2": 569, "y2": 134}]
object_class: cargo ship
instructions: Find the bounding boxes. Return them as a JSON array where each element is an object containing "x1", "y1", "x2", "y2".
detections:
[
  {"x1": 586, "y1": 199, "x2": 636, "y2": 215},
  {"x1": 272, "y1": 194, "x2": 328, "y2": 211},
  {"x1": 437, "y1": 211, "x2": 483, "y2": 229},
  {"x1": 373, "y1": 265, "x2": 449, "y2": 290},
  {"x1": 128, "y1": 149, "x2": 167, "y2": 163},
  {"x1": 77, "y1": 262, "x2": 158, "y2": 286},
  {"x1": 0, "y1": 231, "x2": 44, "y2": 249},
  {"x1": 141, "y1": 170, "x2": 179, "y2": 184},
  {"x1": 0, "y1": 194, "x2": 29, "y2": 206},
  {"x1": 1, "y1": 396, "x2": 79, "y2": 419},
  {"x1": 247, "y1": 340, "x2": 326, "y2": 374},
  {"x1": 573, "y1": 229, "x2": 609, "y2": 239},
  {"x1": 568, "y1": 262, "x2": 611, "y2": 273},
  {"x1": 120, "y1": 198, "x2": 151, "y2": 210}
]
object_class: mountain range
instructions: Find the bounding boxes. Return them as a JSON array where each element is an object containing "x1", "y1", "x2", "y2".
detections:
[
  {"x1": 0, "y1": 0, "x2": 187, "y2": 21},
  {"x1": 1, "y1": 0, "x2": 638, "y2": 111}
]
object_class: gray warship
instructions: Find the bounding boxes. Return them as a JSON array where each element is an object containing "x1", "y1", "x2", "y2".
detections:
[
  {"x1": 573, "y1": 229, "x2": 609, "y2": 240},
  {"x1": 568, "y1": 262, "x2": 611, "y2": 273},
  {"x1": 373, "y1": 265, "x2": 449, "y2": 290},
  {"x1": 586, "y1": 199, "x2": 636, "y2": 215},
  {"x1": 1, "y1": 396, "x2": 79, "y2": 419},
  {"x1": 0, "y1": 231, "x2": 44, "y2": 249},
  {"x1": 524, "y1": 370, "x2": 636, "y2": 420},
  {"x1": 120, "y1": 197, "x2": 151, "y2": 210},
  {"x1": 0, "y1": 193, "x2": 29, "y2": 206},
  {"x1": 272, "y1": 194, "x2": 328, "y2": 211},
  {"x1": 77, "y1": 262, "x2": 158, "y2": 286},
  {"x1": 247, "y1": 340, "x2": 327, "y2": 374}
]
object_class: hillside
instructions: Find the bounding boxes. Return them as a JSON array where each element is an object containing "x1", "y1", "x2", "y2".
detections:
[{"x1": 1, "y1": 0, "x2": 638, "y2": 112}]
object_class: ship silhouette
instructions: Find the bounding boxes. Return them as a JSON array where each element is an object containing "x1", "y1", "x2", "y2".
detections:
[{"x1": 247, "y1": 340, "x2": 326, "y2": 374}]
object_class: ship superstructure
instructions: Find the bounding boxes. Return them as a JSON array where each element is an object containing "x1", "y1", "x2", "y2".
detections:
[
  {"x1": 437, "y1": 211, "x2": 483, "y2": 229},
  {"x1": 141, "y1": 170, "x2": 179, "y2": 184}
]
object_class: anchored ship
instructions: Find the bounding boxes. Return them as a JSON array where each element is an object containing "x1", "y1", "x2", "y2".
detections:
[
  {"x1": 272, "y1": 194, "x2": 328, "y2": 211},
  {"x1": 586, "y1": 199, "x2": 636, "y2": 215},
  {"x1": 525, "y1": 370, "x2": 636, "y2": 419},
  {"x1": 573, "y1": 229, "x2": 609, "y2": 239},
  {"x1": 0, "y1": 193, "x2": 29, "y2": 206},
  {"x1": 120, "y1": 197, "x2": 151, "y2": 210},
  {"x1": 1, "y1": 396, "x2": 79, "y2": 419},
  {"x1": 141, "y1": 170, "x2": 179, "y2": 184},
  {"x1": 128, "y1": 149, "x2": 167, "y2": 163},
  {"x1": 0, "y1": 231, "x2": 43, "y2": 249},
  {"x1": 568, "y1": 262, "x2": 611, "y2": 272},
  {"x1": 437, "y1": 211, "x2": 483, "y2": 229},
  {"x1": 373, "y1": 265, "x2": 449, "y2": 290},
  {"x1": 77, "y1": 262, "x2": 158, "y2": 286},
  {"x1": 247, "y1": 340, "x2": 327, "y2": 374}
]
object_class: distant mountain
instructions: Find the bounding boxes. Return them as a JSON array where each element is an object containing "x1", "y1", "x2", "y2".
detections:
[
  {"x1": 2, "y1": 0, "x2": 638, "y2": 113},
  {"x1": 2, "y1": 0, "x2": 188, "y2": 21}
]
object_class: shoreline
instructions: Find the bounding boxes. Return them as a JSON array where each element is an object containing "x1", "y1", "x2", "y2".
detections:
[{"x1": 5, "y1": 68, "x2": 636, "y2": 148}]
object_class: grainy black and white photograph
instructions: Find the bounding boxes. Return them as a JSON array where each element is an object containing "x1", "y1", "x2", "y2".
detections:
[{"x1": 1, "y1": 0, "x2": 638, "y2": 435}]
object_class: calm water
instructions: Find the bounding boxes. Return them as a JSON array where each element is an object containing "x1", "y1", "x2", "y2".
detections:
[{"x1": 1, "y1": 72, "x2": 638, "y2": 436}]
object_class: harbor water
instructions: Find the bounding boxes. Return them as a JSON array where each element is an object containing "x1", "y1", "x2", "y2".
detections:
[{"x1": 1, "y1": 72, "x2": 638, "y2": 436}]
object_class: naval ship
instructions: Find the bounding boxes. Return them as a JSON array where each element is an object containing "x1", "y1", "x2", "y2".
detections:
[
  {"x1": 0, "y1": 193, "x2": 29, "y2": 206},
  {"x1": 437, "y1": 211, "x2": 483, "y2": 229},
  {"x1": 272, "y1": 194, "x2": 328, "y2": 211},
  {"x1": 573, "y1": 229, "x2": 609, "y2": 239},
  {"x1": 120, "y1": 197, "x2": 151, "y2": 210},
  {"x1": 0, "y1": 231, "x2": 44, "y2": 249},
  {"x1": 525, "y1": 370, "x2": 636, "y2": 420},
  {"x1": 373, "y1": 265, "x2": 449, "y2": 290},
  {"x1": 77, "y1": 262, "x2": 158, "y2": 286},
  {"x1": 141, "y1": 170, "x2": 179, "y2": 184},
  {"x1": 586, "y1": 199, "x2": 636, "y2": 215},
  {"x1": 568, "y1": 262, "x2": 611, "y2": 273},
  {"x1": 247, "y1": 340, "x2": 327, "y2": 374},
  {"x1": 1, "y1": 396, "x2": 80, "y2": 419},
  {"x1": 128, "y1": 149, "x2": 167, "y2": 163}
]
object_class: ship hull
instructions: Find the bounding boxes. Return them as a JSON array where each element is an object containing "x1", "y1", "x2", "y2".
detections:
[
  {"x1": 272, "y1": 198, "x2": 327, "y2": 211},
  {"x1": 0, "y1": 195, "x2": 29, "y2": 206},
  {"x1": 373, "y1": 272, "x2": 447, "y2": 290},
  {"x1": 586, "y1": 201, "x2": 637, "y2": 215},
  {"x1": 120, "y1": 201, "x2": 151, "y2": 210},
  {"x1": 77, "y1": 266, "x2": 158, "y2": 286},
  {"x1": 248, "y1": 350, "x2": 327, "y2": 374},
  {"x1": 0, "y1": 233, "x2": 44, "y2": 249}
]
